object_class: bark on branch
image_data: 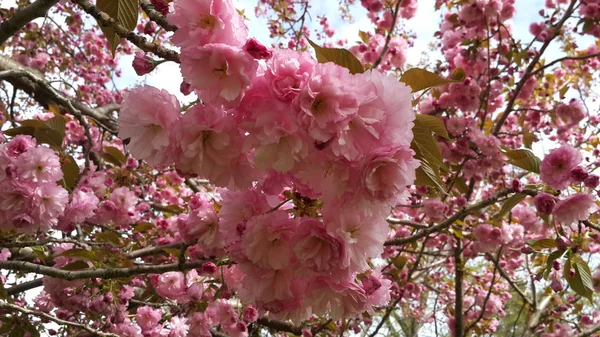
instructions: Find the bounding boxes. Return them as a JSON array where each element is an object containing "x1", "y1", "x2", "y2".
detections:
[
  {"x1": 0, "y1": 0, "x2": 60, "y2": 45},
  {"x1": 72, "y1": 0, "x2": 180, "y2": 63},
  {"x1": 0, "y1": 260, "x2": 207, "y2": 281}
]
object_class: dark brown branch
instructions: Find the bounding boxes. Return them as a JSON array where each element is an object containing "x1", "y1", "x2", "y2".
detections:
[
  {"x1": 529, "y1": 52, "x2": 600, "y2": 77},
  {"x1": 384, "y1": 188, "x2": 537, "y2": 246},
  {"x1": 6, "y1": 278, "x2": 44, "y2": 296},
  {"x1": 492, "y1": 0, "x2": 578, "y2": 135},
  {"x1": 257, "y1": 317, "x2": 303, "y2": 336},
  {"x1": 0, "y1": 0, "x2": 60, "y2": 45},
  {"x1": 0, "y1": 260, "x2": 206, "y2": 281},
  {"x1": 454, "y1": 238, "x2": 464, "y2": 337},
  {"x1": 0, "y1": 301, "x2": 118, "y2": 337},
  {"x1": 486, "y1": 253, "x2": 534, "y2": 307},
  {"x1": 372, "y1": 0, "x2": 403, "y2": 68},
  {"x1": 72, "y1": 0, "x2": 180, "y2": 63},
  {"x1": 0, "y1": 56, "x2": 119, "y2": 133},
  {"x1": 140, "y1": 0, "x2": 177, "y2": 31}
]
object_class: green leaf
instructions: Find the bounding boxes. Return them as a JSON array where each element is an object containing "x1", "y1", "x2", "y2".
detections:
[
  {"x1": 95, "y1": 231, "x2": 123, "y2": 247},
  {"x1": 134, "y1": 222, "x2": 154, "y2": 232},
  {"x1": 400, "y1": 68, "x2": 463, "y2": 92},
  {"x1": 307, "y1": 39, "x2": 364, "y2": 74},
  {"x1": 59, "y1": 248, "x2": 95, "y2": 261},
  {"x1": 414, "y1": 162, "x2": 445, "y2": 191},
  {"x1": 565, "y1": 254, "x2": 594, "y2": 302},
  {"x1": 393, "y1": 255, "x2": 407, "y2": 270},
  {"x1": 3, "y1": 126, "x2": 36, "y2": 137},
  {"x1": 559, "y1": 84, "x2": 569, "y2": 99},
  {"x1": 528, "y1": 238, "x2": 557, "y2": 250},
  {"x1": 61, "y1": 260, "x2": 90, "y2": 271},
  {"x1": 415, "y1": 114, "x2": 450, "y2": 140},
  {"x1": 102, "y1": 146, "x2": 127, "y2": 166},
  {"x1": 496, "y1": 193, "x2": 526, "y2": 219},
  {"x1": 30, "y1": 246, "x2": 47, "y2": 264},
  {"x1": 544, "y1": 250, "x2": 565, "y2": 280},
  {"x1": 60, "y1": 154, "x2": 80, "y2": 191},
  {"x1": 358, "y1": 30, "x2": 369, "y2": 44},
  {"x1": 96, "y1": 0, "x2": 139, "y2": 55},
  {"x1": 503, "y1": 149, "x2": 541, "y2": 174},
  {"x1": 33, "y1": 127, "x2": 63, "y2": 148}
]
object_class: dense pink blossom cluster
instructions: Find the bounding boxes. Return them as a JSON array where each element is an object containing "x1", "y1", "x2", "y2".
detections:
[
  {"x1": 117, "y1": 0, "x2": 419, "y2": 321},
  {"x1": 0, "y1": 135, "x2": 68, "y2": 233}
]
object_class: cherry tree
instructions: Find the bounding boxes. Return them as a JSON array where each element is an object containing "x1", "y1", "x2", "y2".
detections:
[{"x1": 1, "y1": 0, "x2": 600, "y2": 336}]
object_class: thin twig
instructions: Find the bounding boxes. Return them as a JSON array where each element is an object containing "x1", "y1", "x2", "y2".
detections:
[
  {"x1": 0, "y1": 0, "x2": 60, "y2": 45},
  {"x1": 0, "y1": 301, "x2": 119, "y2": 337},
  {"x1": 372, "y1": 0, "x2": 403, "y2": 68}
]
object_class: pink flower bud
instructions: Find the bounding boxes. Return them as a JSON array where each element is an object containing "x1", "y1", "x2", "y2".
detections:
[
  {"x1": 585, "y1": 175, "x2": 600, "y2": 189},
  {"x1": 571, "y1": 166, "x2": 589, "y2": 183},
  {"x1": 144, "y1": 21, "x2": 157, "y2": 35},
  {"x1": 150, "y1": 0, "x2": 169, "y2": 15},
  {"x1": 534, "y1": 193, "x2": 556, "y2": 215},
  {"x1": 201, "y1": 262, "x2": 217, "y2": 274},
  {"x1": 243, "y1": 38, "x2": 273, "y2": 60},
  {"x1": 180, "y1": 81, "x2": 192, "y2": 96},
  {"x1": 243, "y1": 305, "x2": 258, "y2": 322},
  {"x1": 132, "y1": 52, "x2": 155, "y2": 76},
  {"x1": 512, "y1": 179, "x2": 523, "y2": 192}
]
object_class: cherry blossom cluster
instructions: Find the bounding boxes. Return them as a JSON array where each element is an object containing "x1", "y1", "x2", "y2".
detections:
[
  {"x1": 0, "y1": 135, "x2": 68, "y2": 233},
  {"x1": 118, "y1": 0, "x2": 420, "y2": 321}
]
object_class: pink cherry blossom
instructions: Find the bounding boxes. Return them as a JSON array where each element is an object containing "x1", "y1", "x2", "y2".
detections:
[
  {"x1": 241, "y1": 211, "x2": 297, "y2": 270},
  {"x1": 180, "y1": 44, "x2": 257, "y2": 104},
  {"x1": 553, "y1": 193, "x2": 598, "y2": 225},
  {"x1": 540, "y1": 144, "x2": 582, "y2": 190},
  {"x1": 119, "y1": 85, "x2": 181, "y2": 166}
]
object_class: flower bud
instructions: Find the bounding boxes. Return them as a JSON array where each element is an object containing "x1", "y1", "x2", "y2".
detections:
[
  {"x1": 512, "y1": 179, "x2": 523, "y2": 192},
  {"x1": 201, "y1": 262, "x2": 217, "y2": 274},
  {"x1": 132, "y1": 52, "x2": 155, "y2": 76},
  {"x1": 550, "y1": 279, "x2": 564, "y2": 292},
  {"x1": 585, "y1": 174, "x2": 600, "y2": 189},
  {"x1": 243, "y1": 305, "x2": 258, "y2": 323},
  {"x1": 150, "y1": 0, "x2": 169, "y2": 15},
  {"x1": 571, "y1": 166, "x2": 589, "y2": 183},
  {"x1": 534, "y1": 193, "x2": 556, "y2": 215},
  {"x1": 180, "y1": 81, "x2": 192, "y2": 96},
  {"x1": 243, "y1": 38, "x2": 273, "y2": 60}
]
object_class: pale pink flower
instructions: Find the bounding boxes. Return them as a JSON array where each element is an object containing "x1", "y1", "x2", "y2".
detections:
[
  {"x1": 218, "y1": 188, "x2": 271, "y2": 245},
  {"x1": 5, "y1": 135, "x2": 36, "y2": 158},
  {"x1": 112, "y1": 319, "x2": 143, "y2": 337},
  {"x1": 423, "y1": 198, "x2": 447, "y2": 221},
  {"x1": 360, "y1": 145, "x2": 419, "y2": 203},
  {"x1": 331, "y1": 70, "x2": 414, "y2": 161},
  {"x1": 0, "y1": 248, "x2": 11, "y2": 261},
  {"x1": 57, "y1": 188, "x2": 100, "y2": 231},
  {"x1": 169, "y1": 0, "x2": 247, "y2": 49},
  {"x1": 265, "y1": 50, "x2": 315, "y2": 102},
  {"x1": 362, "y1": 269, "x2": 392, "y2": 310},
  {"x1": 32, "y1": 183, "x2": 69, "y2": 230},
  {"x1": 241, "y1": 211, "x2": 297, "y2": 270},
  {"x1": 178, "y1": 194, "x2": 219, "y2": 246},
  {"x1": 155, "y1": 272, "x2": 187, "y2": 302},
  {"x1": 325, "y1": 204, "x2": 390, "y2": 273},
  {"x1": 534, "y1": 193, "x2": 556, "y2": 215},
  {"x1": 136, "y1": 306, "x2": 162, "y2": 331},
  {"x1": 174, "y1": 104, "x2": 256, "y2": 188},
  {"x1": 553, "y1": 193, "x2": 598, "y2": 225},
  {"x1": 180, "y1": 44, "x2": 257, "y2": 104},
  {"x1": 119, "y1": 85, "x2": 180, "y2": 166},
  {"x1": 293, "y1": 218, "x2": 347, "y2": 274},
  {"x1": 169, "y1": 316, "x2": 190, "y2": 337},
  {"x1": 296, "y1": 62, "x2": 359, "y2": 143},
  {"x1": 540, "y1": 144, "x2": 582, "y2": 190},
  {"x1": 16, "y1": 145, "x2": 63, "y2": 182},
  {"x1": 308, "y1": 276, "x2": 368, "y2": 320}
]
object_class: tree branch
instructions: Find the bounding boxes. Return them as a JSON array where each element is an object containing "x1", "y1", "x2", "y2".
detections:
[
  {"x1": 0, "y1": 260, "x2": 207, "y2": 281},
  {"x1": 72, "y1": 0, "x2": 180, "y2": 63},
  {"x1": 6, "y1": 278, "x2": 44, "y2": 296},
  {"x1": 384, "y1": 188, "x2": 537, "y2": 246},
  {"x1": 486, "y1": 252, "x2": 534, "y2": 307},
  {"x1": 0, "y1": 0, "x2": 60, "y2": 45},
  {"x1": 372, "y1": 0, "x2": 403, "y2": 68},
  {"x1": 0, "y1": 301, "x2": 119, "y2": 337},
  {"x1": 0, "y1": 56, "x2": 119, "y2": 133},
  {"x1": 492, "y1": 0, "x2": 578, "y2": 135},
  {"x1": 454, "y1": 237, "x2": 464, "y2": 337},
  {"x1": 257, "y1": 317, "x2": 303, "y2": 336},
  {"x1": 140, "y1": 0, "x2": 177, "y2": 31}
]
